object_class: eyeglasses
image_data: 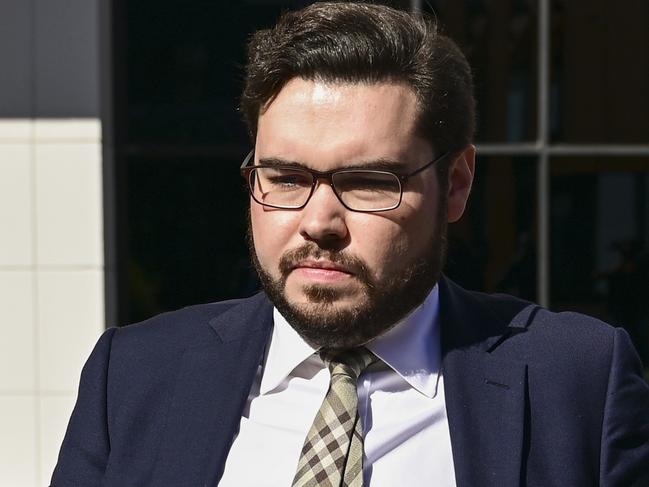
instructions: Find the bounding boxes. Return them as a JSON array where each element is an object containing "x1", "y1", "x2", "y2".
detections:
[{"x1": 240, "y1": 150, "x2": 450, "y2": 212}]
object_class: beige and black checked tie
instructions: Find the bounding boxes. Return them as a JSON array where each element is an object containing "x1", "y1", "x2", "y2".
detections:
[{"x1": 292, "y1": 347, "x2": 377, "y2": 487}]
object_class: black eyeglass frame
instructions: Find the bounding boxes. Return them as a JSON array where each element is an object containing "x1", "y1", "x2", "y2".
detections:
[{"x1": 239, "y1": 149, "x2": 451, "y2": 213}]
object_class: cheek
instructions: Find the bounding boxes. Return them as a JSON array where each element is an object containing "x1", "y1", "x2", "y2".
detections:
[
  {"x1": 401, "y1": 192, "x2": 439, "y2": 240},
  {"x1": 250, "y1": 207, "x2": 275, "y2": 260},
  {"x1": 250, "y1": 205, "x2": 296, "y2": 270},
  {"x1": 358, "y1": 206, "x2": 436, "y2": 273},
  {"x1": 351, "y1": 219, "x2": 412, "y2": 276}
]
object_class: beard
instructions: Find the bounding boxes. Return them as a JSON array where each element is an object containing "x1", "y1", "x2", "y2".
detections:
[{"x1": 247, "y1": 202, "x2": 448, "y2": 350}]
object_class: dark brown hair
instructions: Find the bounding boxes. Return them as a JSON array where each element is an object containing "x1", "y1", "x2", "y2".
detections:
[{"x1": 241, "y1": 1, "x2": 475, "y2": 162}]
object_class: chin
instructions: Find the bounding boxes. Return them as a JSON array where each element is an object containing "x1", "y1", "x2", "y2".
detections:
[
  {"x1": 295, "y1": 298, "x2": 365, "y2": 319},
  {"x1": 286, "y1": 280, "x2": 361, "y2": 303}
]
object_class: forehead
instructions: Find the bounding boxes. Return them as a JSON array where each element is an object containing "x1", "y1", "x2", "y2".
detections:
[{"x1": 255, "y1": 78, "x2": 431, "y2": 170}]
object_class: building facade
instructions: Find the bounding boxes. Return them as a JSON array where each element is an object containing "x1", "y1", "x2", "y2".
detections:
[{"x1": 1, "y1": 0, "x2": 647, "y2": 485}]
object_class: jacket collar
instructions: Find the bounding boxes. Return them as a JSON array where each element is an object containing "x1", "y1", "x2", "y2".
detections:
[
  {"x1": 151, "y1": 293, "x2": 273, "y2": 486},
  {"x1": 439, "y1": 276, "x2": 536, "y2": 487}
]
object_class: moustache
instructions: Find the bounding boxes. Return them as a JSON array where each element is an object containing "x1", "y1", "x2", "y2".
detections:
[{"x1": 278, "y1": 243, "x2": 375, "y2": 288}]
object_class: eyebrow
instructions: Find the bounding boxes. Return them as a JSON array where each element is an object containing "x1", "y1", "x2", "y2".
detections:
[{"x1": 256, "y1": 156, "x2": 408, "y2": 172}]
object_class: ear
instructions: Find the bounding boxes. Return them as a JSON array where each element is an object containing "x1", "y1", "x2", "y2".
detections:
[{"x1": 446, "y1": 145, "x2": 476, "y2": 223}]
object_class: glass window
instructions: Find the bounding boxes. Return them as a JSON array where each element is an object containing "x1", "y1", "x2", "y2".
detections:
[
  {"x1": 447, "y1": 156, "x2": 537, "y2": 301},
  {"x1": 121, "y1": 1, "x2": 301, "y2": 146},
  {"x1": 120, "y1": 0, "x2": 411, "y2": 146},
  {"x1": 550, "y1": 0, "x2": 649, "y2": 143},
  {"x1": 121, "y1": 154, "x2": 256, "y2": 323},
  {"x1": 423, "y1": 0, "x2": 539, "y2": 142},
  {"x1": 550, "y1": 157, "x2": 649, "y2": 361}
]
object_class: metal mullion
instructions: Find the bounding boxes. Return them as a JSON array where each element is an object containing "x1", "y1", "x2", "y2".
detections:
[
  {"x1": 537, "y1": 150, "x2": 550, "y2": 306},
  {"x1": 536, "y1": 0, "x2": 551, "y2": 307},
  {"x1": 477, "y1": 144, "x2": 649, "y2": 157},
  {"x1": 475, "y1": 143, "x2": 540, "y2": 156},
  {"x1": 548, "y1": 145, "x2": 649, "y2": 156},
  {"x1": 101, "y1": 0, "x2": 117, "y2": 328}
]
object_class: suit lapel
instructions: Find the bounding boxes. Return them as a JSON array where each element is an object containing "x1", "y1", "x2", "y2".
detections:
[
  {"x1": 443, "y1": 348, "x2": 527, "y2": 487},
  {"x1": 439, "y1": 278, "x2": 530, "y2": 487},
  {"x1": 150, "y1": 293, "x2": 273, "y2": 486}
]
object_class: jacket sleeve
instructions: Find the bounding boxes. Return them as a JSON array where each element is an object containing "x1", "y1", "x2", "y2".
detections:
[
  {"x1": 49, "y1": 327, "x2": 117, "y2": 486},
  {"x1": 600, "y1": 327, "x2": 649, "y2": 487}
]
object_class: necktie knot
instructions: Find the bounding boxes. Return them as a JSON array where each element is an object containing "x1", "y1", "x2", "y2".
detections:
[{"x1": 320, "y1": 347, "x2": 377, "y2": 381}]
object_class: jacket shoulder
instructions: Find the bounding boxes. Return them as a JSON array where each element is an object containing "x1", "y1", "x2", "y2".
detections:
[
  {"x1": 110, "y1": 292, "x2": 270, "y2": 355},
  {"x1": 442, "y1": 277, "x2": 619, "y2": 364},
  {"x1": 475, "y1": 290, "x2": 620, "y2": 371}
]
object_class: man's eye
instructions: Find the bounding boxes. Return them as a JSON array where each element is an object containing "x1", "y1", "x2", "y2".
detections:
[
  {"x1": 270, "y1": 176, "x2": 298, "y2": 185},
  {"x1": 263, "y1": 171, "x2": 311, "y2": 188},
  {"x1": 337, "y1": 174, "x2": 398, "y2": 191}
]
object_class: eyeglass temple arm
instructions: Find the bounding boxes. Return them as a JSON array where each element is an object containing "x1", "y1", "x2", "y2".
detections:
[
  {"x1": 402, "y1": 151, "x2": 451, "y2": 180},
  {"x1": 240, "y1": 149, "x2": 255, "y2": 170}
]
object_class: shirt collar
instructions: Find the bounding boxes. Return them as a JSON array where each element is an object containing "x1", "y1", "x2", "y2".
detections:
[
  {"x1": 260, "y1": 285, "x2": 441, "y2": 398},
  {"x1": 366, "y1": 285, "x2": 441, "y2": 398},
  {"x1": 259, "y1": 308, "x2": 318, "y2": 395}
]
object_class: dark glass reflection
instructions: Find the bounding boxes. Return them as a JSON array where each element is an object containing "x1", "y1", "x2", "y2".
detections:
[
  {"x1": 122, "y1": 154, "x2": 258, "y2": 323},
  {"x1": 423, "y1": 0, "x2": 538, "y2": 142},
  {"x1": 446, "y1": 156, "x2": 537, "y2": 301},
  {"x1": 120, "y1": 0, "x2": 313, "y2": 147},
  {"x1": 119, "y1": 0, "x2": 411, "y2": 146},
  {"x1": 550, "y1": 0, "x2": 649, "y2": 143},
  {"x1": 550, "y1": 158, "x2": 649, "y2": 365},
  {"x1": 113, "y1": 0, "x2": 411, "y2": 324}
]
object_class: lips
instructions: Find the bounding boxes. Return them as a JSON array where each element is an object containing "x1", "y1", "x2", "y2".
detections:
[
  {"x1": 289, "y1": 260, "x2": 357, "y2": 283},
  {"x1": 293, "y1": 260, "x2": 354, "y2": 274},
  {"x1": 277, "y1": 244, "x2": 371, "y2": 285}
]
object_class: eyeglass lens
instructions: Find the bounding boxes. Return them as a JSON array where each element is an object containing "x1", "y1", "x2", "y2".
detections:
[{"x1": 250, "y1": 167, "x2": 402, "y2": 211}]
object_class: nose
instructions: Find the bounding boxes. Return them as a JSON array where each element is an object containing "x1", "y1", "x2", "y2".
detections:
[{"x1": 298, "y1": 181, "x2": 349, "y2": 246}]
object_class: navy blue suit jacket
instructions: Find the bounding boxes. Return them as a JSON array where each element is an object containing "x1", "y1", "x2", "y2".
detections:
[{"x1": 51, "y1": 278, "x2": 649, "y2": 486}]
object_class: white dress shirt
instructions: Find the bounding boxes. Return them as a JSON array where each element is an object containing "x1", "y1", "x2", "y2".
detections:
[{"x1": 220, "y1": 285, "x2": 457, "y2": 486}]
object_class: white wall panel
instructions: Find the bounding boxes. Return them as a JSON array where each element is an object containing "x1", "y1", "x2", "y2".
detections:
[
  {"x1": 37, "y1": 270, "x2": 104, "y2": 392},
  {"x1": 0, "y1": 144, "x2": 33, "y2": 266},
  {"x1": 0, "y1": 119, "x2": 32, "y2": 141},
  {"x1": 0, "y1": 397, "x2": 37, "y2": 487},
  {"x1": 34, "y1": 119, "x2": 101, "y2": 142},
  {"x1": 0, "y1": 271, "x2": 35, "y2": 391},
  {"x1": 35, "y1": 143, "x2": 103, "y2": 267}
]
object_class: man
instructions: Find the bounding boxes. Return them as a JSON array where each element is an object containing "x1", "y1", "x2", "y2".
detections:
[{"x1": 52, "y1": 3, "x2": 649, "y2": 486}]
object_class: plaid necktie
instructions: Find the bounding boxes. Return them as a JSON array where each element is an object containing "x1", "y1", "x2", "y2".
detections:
[{"x1": 292, "y1": 347, "x2": 377, "y2": 487}]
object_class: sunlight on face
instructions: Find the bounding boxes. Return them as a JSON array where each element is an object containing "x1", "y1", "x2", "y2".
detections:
[{"x1": 250, "y1": 79, "x2": 446, "y2": 348}]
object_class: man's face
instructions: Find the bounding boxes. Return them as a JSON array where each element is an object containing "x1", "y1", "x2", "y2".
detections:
[{"x1": 249, "y1": 78, "x2": 470, "y2": 349}]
